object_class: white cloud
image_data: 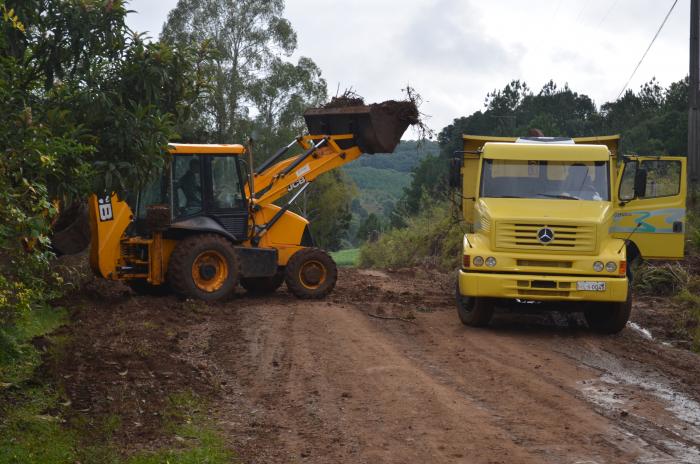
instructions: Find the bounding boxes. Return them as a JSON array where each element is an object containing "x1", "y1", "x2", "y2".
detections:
[{"x1": 127, "y1": 0, "x2": 691, "y2": 134}]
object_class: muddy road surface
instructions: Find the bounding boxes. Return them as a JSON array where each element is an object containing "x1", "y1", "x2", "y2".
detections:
[{"x1": 64, "y1": 269, "x2": 700, "y2": 463}]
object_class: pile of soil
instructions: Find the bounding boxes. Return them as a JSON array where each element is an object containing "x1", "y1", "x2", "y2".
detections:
[
  {"x1": 322, "y1": 92, "x2": 420, "y2": 126},
  {"x1": 323, "y1": 95, "x2": 365, "y2": 108},
  {"x1": 372, "y1": 99, "x2": 420, "y2": 125}
]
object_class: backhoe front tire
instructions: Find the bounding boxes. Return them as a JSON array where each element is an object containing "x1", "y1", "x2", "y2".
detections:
[
  {"x1": 240, "y1": 271, "x2": 285, "y2": 296},
  {"x1": 584, "y1": 289, "x2": 632, "y2": 334},
  {"x1": 285, "y1": 248, "x2": 337, "y2": 299},
  {"x1": 167, "y1": 234, "x2": 240, "y2": 301},
  {"x1": 456, "y1": 282, "x2": 494, "y2": 327}
]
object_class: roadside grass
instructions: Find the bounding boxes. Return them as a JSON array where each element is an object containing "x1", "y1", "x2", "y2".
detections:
[
  {"x1": 633, "y1": 262, "x2": 690, "y2": 297},
  {"x1": 0, "y1": 306, "x2": 235, "y2": 464},
  {"x1": 331, "y1": 248, "x2": 360, "y2": 267}
]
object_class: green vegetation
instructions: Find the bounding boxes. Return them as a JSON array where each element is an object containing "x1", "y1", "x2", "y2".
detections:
[
  {"x1": 343, "y1": 140, "x2": 437, "y2": 246},
  {"x1": 331, "y1": 248, "x2": 360, "y2": 267},
  {"x1": 0, "y1": 388, "x2": 233, "y2": 464},
  {"x1": 1, "y1": 300, "x2": 233, "y2": 463},
  {"x1": 634, "y1": 263, "x2": 691, "y2": 297},
  {"x1": 360, "y1": 201, "x2": 462, "y2": 270}
]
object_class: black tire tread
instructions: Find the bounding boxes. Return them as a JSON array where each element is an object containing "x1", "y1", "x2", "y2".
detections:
[
  {"x1": 285, "y1": 248, "x2": 337, "y2": 299},
  {"x1": 456, "y1": 282, "x2": 494, "y2": 327},
  {"x1": 167, "y1": 234, "x2": 240, "y2": 301}
]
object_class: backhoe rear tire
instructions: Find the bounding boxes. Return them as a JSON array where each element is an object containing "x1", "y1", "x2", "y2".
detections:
[
  {"x1": 240, "y1": 271, "x2": 285, "y2": 296},
  {"x1": 584, "y1": 288, "x2": 632, "y2": 334},
  {"x1": 285, "y1": 248, "x2": 337, "y2": 299},
  {"x1": 167, "y1": 234, "x2": 240, "y2": 301},
  {"x1": 456, "y1": 282, "x2": 494, "y2": 327}
]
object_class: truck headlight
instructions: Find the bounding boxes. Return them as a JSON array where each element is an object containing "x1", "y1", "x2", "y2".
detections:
[
  {"x1": 485, "y1": 257, "x2": 497, "y2": 267},
  {"x1": 473, "y1": 256, "x2": 484, "y2": 267},
  {"x1": 593, "y1": 261, "x2": 604, "y2": 272},
  {"x1": 605, "y1": 261, "x2": 617, "y2": 273}
]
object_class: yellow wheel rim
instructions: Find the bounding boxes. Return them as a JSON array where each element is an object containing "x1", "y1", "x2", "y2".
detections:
[
  {"x1": 298, "y1": 260, "x2": 327, "y2": 290},
  {"x1": 191, "y1": 251, "x2": 228, "y2": 293}
]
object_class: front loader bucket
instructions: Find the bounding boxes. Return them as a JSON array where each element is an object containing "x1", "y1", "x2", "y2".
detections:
[{"x1": 304, "y1": 104, "x2": 414, "y2": 154}]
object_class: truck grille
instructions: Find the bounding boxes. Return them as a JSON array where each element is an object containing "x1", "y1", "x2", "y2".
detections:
[{"x1": 496, "y1": 222, "x2": 596, "y2": 252}]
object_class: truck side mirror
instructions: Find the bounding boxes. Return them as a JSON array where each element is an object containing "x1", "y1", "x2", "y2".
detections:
[
  {"x1": 449, "y1": 156, "x2": 462, "y2": 189},
  {"x1": 634, "y1": 168, "x2": 648, "y2": 198}
]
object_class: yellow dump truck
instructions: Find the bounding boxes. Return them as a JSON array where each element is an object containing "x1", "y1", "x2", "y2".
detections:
[{"x1": 451, "y1": 135, "x2": 686, "y2": 333}]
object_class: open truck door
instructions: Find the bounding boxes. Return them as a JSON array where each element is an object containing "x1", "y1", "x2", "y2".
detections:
[{"x1": 613, "y1": 156, "x2": 687, "y2": 259}]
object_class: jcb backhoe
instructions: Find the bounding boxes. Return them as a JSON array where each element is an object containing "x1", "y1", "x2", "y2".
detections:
[{"x1": 87, "y1": 104, "x2": 414, "y2": 300}]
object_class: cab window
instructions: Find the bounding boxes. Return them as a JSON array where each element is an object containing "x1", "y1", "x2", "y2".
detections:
[
  {"x1": 211, "y1": 156, "x2": 245, "y2": 209},
  {"x1": 619, "y1": 159, "x2": 681, "y2": 200},
  {"x1": 481, "y1": 159, "x2": 610, "y2": 201},
  {"x1": 173, "y1": 155, "x2": 203, "y2": 217},
  {"x1": 640, "y1": 160, "x2": 681, "y2": 198}
]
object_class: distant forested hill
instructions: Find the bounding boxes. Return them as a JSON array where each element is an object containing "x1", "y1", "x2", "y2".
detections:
[{"x1": 341, "y1": 140, "x2": 438, "y2": 244}]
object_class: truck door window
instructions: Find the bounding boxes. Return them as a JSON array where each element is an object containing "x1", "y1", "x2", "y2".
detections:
[
  {"x1": 619, "y1": 161, "x2": 637, "y2": 201},
  {"x1": 639, "y1": 160, "x2": 681, "y2": 198}
]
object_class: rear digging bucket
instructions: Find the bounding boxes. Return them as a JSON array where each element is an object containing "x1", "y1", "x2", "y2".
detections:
[{"x1": 304, "y1": 103, "x2": 415, "y2": 154}]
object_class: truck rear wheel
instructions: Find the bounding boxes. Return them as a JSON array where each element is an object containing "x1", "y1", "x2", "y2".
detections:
[
  {"x1": 167, "y1": 234, "x2": 240, "y2": 301},
  {"x1": 456, "y1": 282, "x2": 494, "y2": 327},
  {"x1": 285, "y1": 248, "x2": 337, "y2": 299},
  {"x1": 584, "y1": 288, "x2": 632, "y2": 334},
  {"x1": 240, "y1": 271, "x2": 285, "y2": 296}
]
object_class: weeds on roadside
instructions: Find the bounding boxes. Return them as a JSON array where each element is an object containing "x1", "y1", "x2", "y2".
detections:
[
  {"x1": 359, "y1": 200, "x2": 462, "y2": 270},
  {"x1": 634, "y1": 262, "x2": 690, "y2": 296}
]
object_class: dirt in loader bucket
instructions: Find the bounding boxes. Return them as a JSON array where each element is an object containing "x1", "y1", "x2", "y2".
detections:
[{"x1": 304, "y1": 88, "x2": 429, "y2": 154}]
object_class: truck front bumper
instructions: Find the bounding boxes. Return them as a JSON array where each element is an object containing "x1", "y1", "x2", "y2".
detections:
[{"x1": 458, "y1": 270, "x2": 628, "y2": 302}]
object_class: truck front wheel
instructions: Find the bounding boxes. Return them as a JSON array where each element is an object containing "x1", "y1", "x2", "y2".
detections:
[
  {"x1": 456, "y1": 282, "x2": 494, "y2": 327},
  {"x1": 584, "y1": 288, "x2": 632, "y2": 334}
]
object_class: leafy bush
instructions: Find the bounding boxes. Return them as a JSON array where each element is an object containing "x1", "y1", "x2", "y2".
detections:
[{"x1": 359, "y1": 200, "x2": 463, "y2": 270}]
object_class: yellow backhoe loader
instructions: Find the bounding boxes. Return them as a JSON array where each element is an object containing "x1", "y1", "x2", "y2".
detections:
[{"x1": 85, "y1": 103, "x2": 415, "y2": 300}]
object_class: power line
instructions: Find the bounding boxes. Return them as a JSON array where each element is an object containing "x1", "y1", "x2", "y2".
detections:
[
  {"x1": 597, "y1": 0, "x2": 621, "y2": 30},
  {"x1": 616, "y1": 0, "x2": 679, "y2": 100}
]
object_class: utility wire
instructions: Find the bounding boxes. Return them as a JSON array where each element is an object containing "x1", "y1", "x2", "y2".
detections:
[
  {"x1": 616, "y1": 0, "x2": 679, "y2": 100},
  {"x1": 597, "y1": 0, "x2": 621, "y2": 30}
]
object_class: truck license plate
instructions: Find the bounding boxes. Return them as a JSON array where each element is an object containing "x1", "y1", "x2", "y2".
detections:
[{"x1": 577, "y1": 281, "x2": 606, "y2": 292}]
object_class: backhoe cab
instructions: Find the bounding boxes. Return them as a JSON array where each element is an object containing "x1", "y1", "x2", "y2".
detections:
[
  {"x1": 452, "y1": 135, "x2": 687, "y2": 333},
  {"x1": 88, "y1": 103, "x2": 414, "y2": 301}
]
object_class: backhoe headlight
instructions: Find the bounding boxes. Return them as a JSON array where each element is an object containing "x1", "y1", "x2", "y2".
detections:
[
  {"x1": 485, "y1": 257, "x2": 497, "y2": 267},
  {"x1": 593, "y1": 261, "x2": 604, "y2": 272},
  {"x1": 473, "y1": 256, "x2": 484, "y2": 267},
  {"x1": 605, "y1": 261, "x2": 617, "y2": 273}
]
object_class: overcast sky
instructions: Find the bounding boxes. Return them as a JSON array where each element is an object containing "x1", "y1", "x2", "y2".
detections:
[{"x1": 126, "y1": 0, "x2": 691, "y2": 135}]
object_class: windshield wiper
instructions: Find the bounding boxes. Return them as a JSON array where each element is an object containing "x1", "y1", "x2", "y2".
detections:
[{"x1": 535, "y1": 193, "x2": 579, "y2": 200}]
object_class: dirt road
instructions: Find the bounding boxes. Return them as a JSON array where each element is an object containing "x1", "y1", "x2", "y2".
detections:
[{"x1": 62, "y1": 269, "x2": 700, "y2": 463}]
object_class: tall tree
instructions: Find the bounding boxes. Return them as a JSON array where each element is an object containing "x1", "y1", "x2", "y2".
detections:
[{"x1": 161, "y1": 0, "x2": 327, "y2": 147}]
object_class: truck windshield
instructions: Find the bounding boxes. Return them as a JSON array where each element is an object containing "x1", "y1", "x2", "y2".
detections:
[{"x1": 480, "y1": 159, "x2": 610, "y2": 201}]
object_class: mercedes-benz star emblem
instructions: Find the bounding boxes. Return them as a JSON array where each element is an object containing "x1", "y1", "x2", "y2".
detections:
[{"x1": 537, "y1": 227, "x2": 554, "y2": 244}]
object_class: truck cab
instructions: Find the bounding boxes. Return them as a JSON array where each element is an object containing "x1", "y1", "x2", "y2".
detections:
[{"x1": 453, "y1": 135, "x2": 686, "y2": 333}]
